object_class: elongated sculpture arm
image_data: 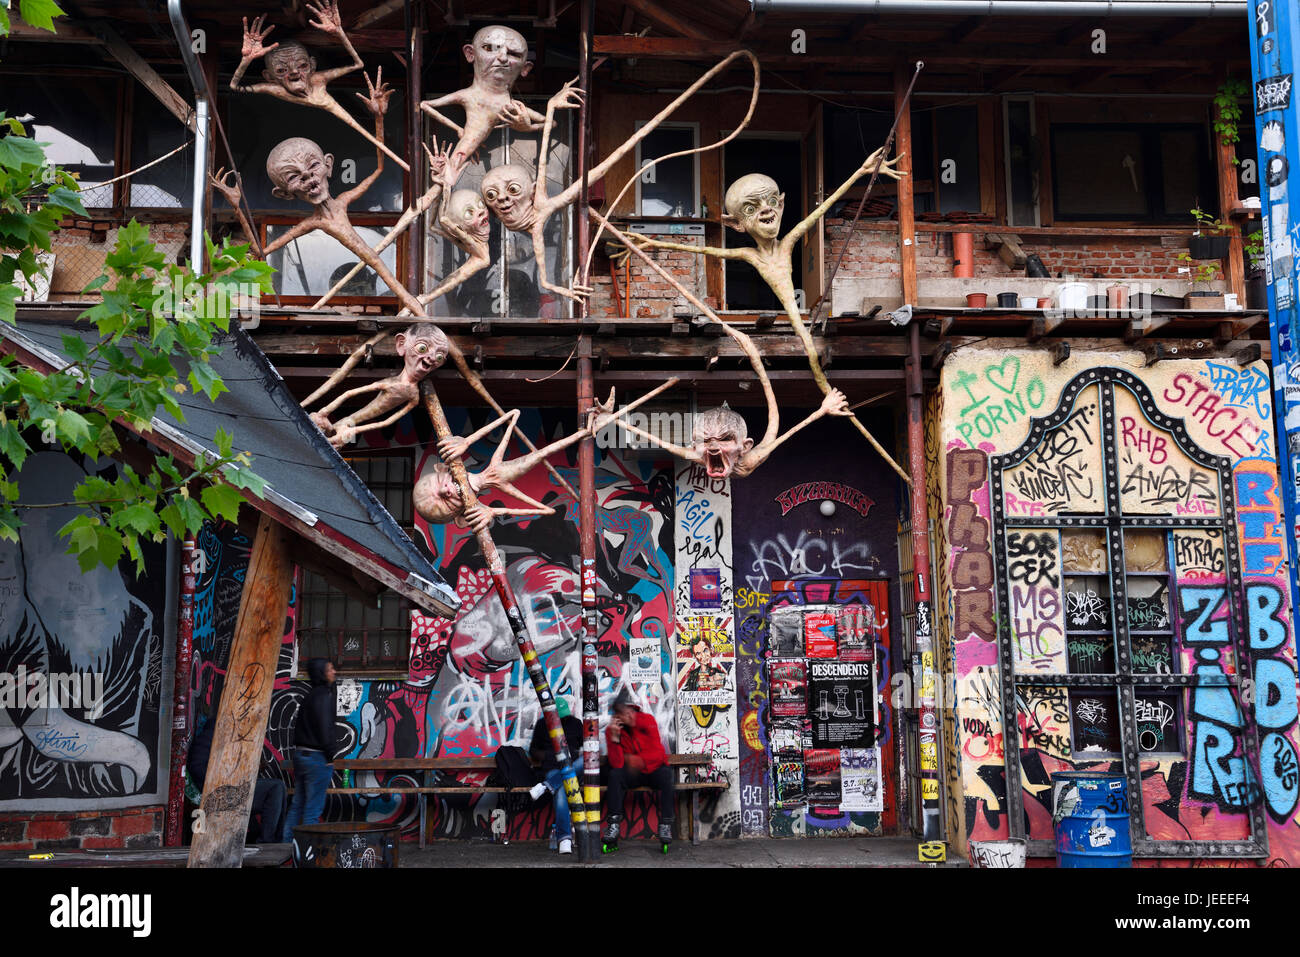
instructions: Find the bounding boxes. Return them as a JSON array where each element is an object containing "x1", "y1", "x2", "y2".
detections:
[{"x1": 785, "y1": 146, "x2": 905, "y2": 248}]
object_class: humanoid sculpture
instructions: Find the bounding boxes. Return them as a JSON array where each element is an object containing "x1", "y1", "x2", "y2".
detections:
[
  {"x1": 304, "y1": 323, "x2": 448, "y2": 448},
  {"x1": 420, "y1": 24, "x2": 549, "y2": 180},
  {"x1": 480, "y1": 50, "x2": 757, "y2": 306},
  {"x1": 594, "y1": 319, "x2": 850, "y2": 480},
  {"x1": 232, "y1": 3, "x2": 408, "y2": 170},
  {"x1": 624, "y1": 151, "x2": 908, "y2": 469},
  {"x1": 419, "y1": 380, "x2": 679, "y2": 531}
]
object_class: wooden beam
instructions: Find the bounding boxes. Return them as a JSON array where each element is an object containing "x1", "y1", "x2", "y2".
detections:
[
  {"x1": 618, "y1": 0, "x2": 715, "y2": 40},
  {"x1": 594, "y1": 35, "x2": 732, "y2": 57},
  {"x1": 895, "y1": 64, "x2": 917, "y2": 307},
  {"x1": 8, "y1": 17, "x2": 101, "y2": 42},
  {"x1": 188, "y1": 514, "x2": 294, "y2": 868},
  {"x1": 1214, "y1": 95, "x2": 1246, "y2": 306},
  {"x1": 948, "y1": 16, "x2": 984, "y2": 43},
  {"x1": 88, "y1": 20, "x2": 196, "y2": 131}
]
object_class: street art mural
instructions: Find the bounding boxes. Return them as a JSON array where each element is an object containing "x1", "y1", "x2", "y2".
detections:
[
  {"x1": 937, "y1": 345, "x2": 1300, "y2": 865},
  {"x1": 0, "y1": 451, "x2": 170, "y2": 808},
  {"x1": 732, "y1": 408, "x2": 901, "y2": 838}
]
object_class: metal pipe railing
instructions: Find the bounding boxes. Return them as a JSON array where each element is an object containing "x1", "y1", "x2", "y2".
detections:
[{"x1": 167, "y1": 0, "x2": 210, "y2": 272}]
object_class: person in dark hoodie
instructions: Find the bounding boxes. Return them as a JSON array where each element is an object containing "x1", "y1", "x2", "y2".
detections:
[{"x1": 281, "y1": 658, "x2": 339, "y2": 842}]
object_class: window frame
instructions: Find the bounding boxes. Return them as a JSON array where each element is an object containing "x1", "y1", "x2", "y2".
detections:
[
  {"x1": 990, "y1": 367, "x2": 1269, "y2": 860},
  {"x1": 295, "y1": 450, "x2": 418, "y2": 677},
  {"x1": 634, "y1": 120, "x2": 700, "y2": 218}
]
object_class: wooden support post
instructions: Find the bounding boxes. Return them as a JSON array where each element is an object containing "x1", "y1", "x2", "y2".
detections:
[
  {"x1": 895, "y1": 64, "x2": 917, "y2": 307},
  {"x1": 1214, "y1": 102, "x2": 1246, "y2": 305},
  {"x1": 187, "y1": 514, "x2": 293, "y2": 868},
  {"x1": 89, "y1": 21, "x2": 196, "y2": 130}
]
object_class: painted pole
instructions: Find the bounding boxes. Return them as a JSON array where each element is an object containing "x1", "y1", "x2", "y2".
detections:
[
  {"x1": 419, "y1": 380, "x2": 588, "y2": 849},
  {"x1": 164, "y1": 535, "x2": 198, "y2": 847},
  {"x1": 1247, "y1": 0, "x2": 1300, "y2": 617},
  {"x1": 908, "y1": 323, "x2": 942, "y2": 841}
]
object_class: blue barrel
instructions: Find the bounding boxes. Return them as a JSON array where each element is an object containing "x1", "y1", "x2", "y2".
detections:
[{"x1": 1050, "y1": 771, "x2": 1132, "y2": 867}]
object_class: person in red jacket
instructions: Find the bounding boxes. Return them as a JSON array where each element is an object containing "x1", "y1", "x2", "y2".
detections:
[{"x1": 603, "y1": 689, "x2": 675, "y2": 844}]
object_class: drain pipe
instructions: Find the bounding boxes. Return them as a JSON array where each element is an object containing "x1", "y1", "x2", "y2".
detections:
[
  {"x1": 167, "y1": 0, "x2": 210, "y2": 272},
  {"x1": 750, "y1": 0, "x2": 1246, "y2": 15}
]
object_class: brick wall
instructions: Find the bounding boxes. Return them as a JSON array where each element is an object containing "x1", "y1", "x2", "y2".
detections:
[
  {"x1": 590, "y1": 234, "x2": 714, "y2": 319},
  {"x1": 0, "y1": 806, "x2": 164, "y2": 852}
]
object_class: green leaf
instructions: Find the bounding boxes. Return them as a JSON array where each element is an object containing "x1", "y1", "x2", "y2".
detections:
[
  {"x1": 46, "y1": 185, "x2": 86, "y2": 217},
  {"x1": 114, "y1": 502, "x2": 158, "y2": 537},
  {"x1": 0, "y1": 135, "x2": 45, "y2": 170},
  {"x1": 54, "y1": 407, "x2": 92, "y2": 447},
  {"x1": 188, "y1": 361, "x2": 227, "y2": 402},
  {"x1": 18, "y1": 0, "x2": 65, "y2": 32},
  {"x1": 200, "y1": 482, "x2": 243, "y2": 523},
  {"x1": 0, "y1": 285, "x2": 17, "y2": 326}
]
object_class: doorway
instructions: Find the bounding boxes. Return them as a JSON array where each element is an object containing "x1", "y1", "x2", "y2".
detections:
[{"x1": 723, "y1": 137, "x2": 803, "y2": 310}]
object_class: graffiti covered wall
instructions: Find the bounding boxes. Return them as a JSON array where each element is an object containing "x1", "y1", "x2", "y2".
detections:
[
  {"x1": 938, "y1": 344, "x2": 1300, "y2": 865},
  {"x1": 732, "y1": 408, "x2": 903, "y2": 838},
  {"x1": 0, "y1": 451, "x2": 173, "y2": 810}
]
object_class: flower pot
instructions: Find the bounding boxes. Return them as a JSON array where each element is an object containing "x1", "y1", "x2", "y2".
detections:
[
  {"x1": 1037, "y1": 297, "x2": 1053, "y2": 308},
  {"x1": 996, "y1": 292, "x2": 1018, "y2": 308},
  {"x1": 1106, "y1": 285, "x2": 1128, "y2": 310},
  {"x1": 1188, "y1": 235, "x2": 1231, "y2": 260},
  {"x1": 1185, "y1": 291, "x2": 1226, "y2": 309},
  {"x1": 966, "y1": 293, "x2": 988, "y2": 308},
  {"x1": 1247, "y1": 271, "x2": 1268, "y2": 310}
]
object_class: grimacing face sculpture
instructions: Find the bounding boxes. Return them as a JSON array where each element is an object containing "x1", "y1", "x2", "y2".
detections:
[{"x1": 691, "y1": 406, "x2": 753, "y2": 480}]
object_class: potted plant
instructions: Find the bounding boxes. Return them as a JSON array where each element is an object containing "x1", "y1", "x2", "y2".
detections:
[
  {"x1": 1187, "y1": 207, "x2": 1231, "y2": 260},
  {"x1": 1179, "y1": 253, "x2": 1225, "y2": 309},
  {"x1": 1245, "y1": 228, "x2": 1267, "y2": 309}
]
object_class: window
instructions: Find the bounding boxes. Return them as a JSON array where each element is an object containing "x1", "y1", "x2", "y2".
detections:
[
  {"x1": 265, "y1": 221, "x2": 398, "y2": 298},
  {"x1": 1050, "y1": 123, "x2": 1215, "y2": 221},
  {"x1": 1, "y1": 76, "x2": 119, "y2": 208},
  {"x1": 1004, "y1": 98, "x2": 1038, "y2": 226},
  {"x1": 296, "y1": 452, "x2": 416, "y2": 674},
  {"x1": 128, "y1": 86, "x2": 191, "y2": 208},
  {"x1": 992, "y1": 367, "x2": 1267, "y2": 858},
  {"x1": 635, "y1": 123, "x2": 698, "y2": 217}
]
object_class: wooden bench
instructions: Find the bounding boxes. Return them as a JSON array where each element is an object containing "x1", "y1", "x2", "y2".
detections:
[{"x1": 283, "y1": 754, "x2": 727, "y2": 848}]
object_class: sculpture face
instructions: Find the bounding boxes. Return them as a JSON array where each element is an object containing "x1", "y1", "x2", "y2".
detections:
[
  {"x1": 724, "y1": 173, "x2": 784, "y2": 242},
  {"x1": 691, "y1": 406, "x2": 752, "y2": 479},
  {"x1": 464, "y1": 26, "x2": 531, "y2": 91},
  {"x1": 267, "y1": 138, "x2": 334, "y2": 204},
  {"x1": 414, "y1": 463, "x2": 462, "y2": 525},
  {"x1": 447, "y1": 190, "x2": 491, "y2": 243},
  {"x1": 481, "y1": 165, "x2": 535, "y2": 231},
  {"x1": 263, "y1": 42, "x2": 317, "y2": 98},
  {"x1": 395, "y1": 324, "x2": 450, "y2": 380}
]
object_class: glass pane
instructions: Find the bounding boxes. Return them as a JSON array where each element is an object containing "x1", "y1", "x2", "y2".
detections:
[
  {"x1": 1135, "y1": 691, "x2": 1181, "y2": 754},
  {"x1": 1006, "y1": 101, "x2": 1036, "y2": 226},
  {"x1": 935, "y1": 105, "x2": 981, "y2": 214},
  {"x1": 1016, "y1": 686, "x2": 1072, "y2": 760},
  {"x1": 637, "y1": 125, "x2": 697, "y2": 216},
  {"x1": 1160, "y1": 129, "x2": 1202, "y2": 216},
  {"x1": 1172, "y1": 529, "x2": 1227, "y2": 585},
  {"x1": 0, "y1": 77, "x2": 118, "y2": 208},
  {"x1": 1124, "y1": 530, "x2": 1168, "y2": 573},
  {"x1": 1053, "y1": 128, "x2": 1149, "y2": 218},
  {"x1": 268, "y1": 225, "x2": 397, "y2": 297},
  {"x1": 129, "y1": 89, "x2": 189, "y2": 207},
  {"x1": 1065, "y1": 575, "x2": 1113, "y2": 674},
  {"x1": 1062, "y1": 531, "x2": 1106, "y2": 572},
  {"x1": 1070, "y1": 690, "x2": 1121, "y2": 756}
]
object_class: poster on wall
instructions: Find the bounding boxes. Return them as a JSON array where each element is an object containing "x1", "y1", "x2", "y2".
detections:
[
  {"x1": 769, "y1": 718, "x2": 803, "y2": 756},
  {"x1": 769, "y1": 658, "x2": 808, "y2": 716},
  {"x1": 768, "y1": 606, "x2": 804, "y2": 657},
  {"x1": 809, "y1": 660, "x2": 875, "y2": 748},
  {"x1": 835, "y1": 605, "x2": 875, "y2": 662},
  {"x1": 677, "y1": 616, "x2": 734, "y2": 706},
  {"x1": 688, "y1": 568, "x2": 722, "y2": 610},
  {"x1": 629, "y1": 636, "x2": 661, "y2": 686},
  {"x1": 805, "y1": 611, "x2": 838, "y2": 658},
  {"x1": 773, "y1": 758, "x2": 806, "y2": 808},
  {"x1": 804, "y1": 748, "x2": 842, "y2": 807},
  {"x1": 840, "y1": 748, "x2": 883, "y2": 812}
]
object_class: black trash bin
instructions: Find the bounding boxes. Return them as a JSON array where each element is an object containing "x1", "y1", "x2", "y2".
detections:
[{"x1": 291, "y1": 822, "x2": 400, "y2": 868}]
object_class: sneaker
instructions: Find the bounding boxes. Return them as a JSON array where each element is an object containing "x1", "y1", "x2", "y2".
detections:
[
  {"x1": 601, "y1": 815, "x2": 622, "y2": 842},
  {"x1": 558, "y1": 838, "x2": 573, "y2": 854},
  {"x1": 528, "y1": 782, "x2": 549, "y2": 801},
  {"x1": 658, "y1": 820, "x2": 674, "y2": 843}
]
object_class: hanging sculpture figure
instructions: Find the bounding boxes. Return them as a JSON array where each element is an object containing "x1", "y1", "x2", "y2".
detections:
[
  {"x1": 420, "y1": 24, "x2": 550, "y2": 180},
  {"x1": 592, "y1": 319, "x2": 851, "y2": 480},
  {"x1": 419, "y1": 379, "x2": 680, "y2": 531},
  {"x1": 479, "y1": 50, "x2": 759, "y2": 308},
  {"x1": 304, "y1": 323, "x2": 449, "y2": 448},
  {"x1": 624, "y1": 153, "x2": 911, "y2": 481},
  {"x1": 231, "y1": 2, "x2": 409, "y2": 170}
]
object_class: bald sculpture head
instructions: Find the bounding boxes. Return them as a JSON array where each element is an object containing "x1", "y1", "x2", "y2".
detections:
[{"x1": 267, "y1": 137, "x2": 334, "y2": 204}]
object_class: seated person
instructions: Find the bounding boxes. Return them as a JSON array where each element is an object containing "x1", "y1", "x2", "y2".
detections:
[
  {"x1": 603, "y1": 690, "x2": 674, "y2": 845},
  {"x1": 187, "y1": 717, "x2": 287, "y2": 845},
  {"x1": 526, "y1": 698, "x2": 584, "y2": 855}
]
